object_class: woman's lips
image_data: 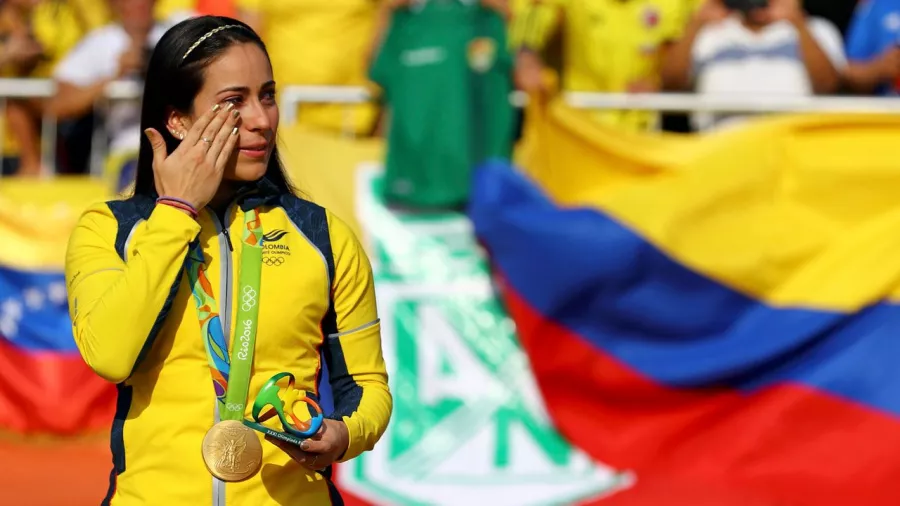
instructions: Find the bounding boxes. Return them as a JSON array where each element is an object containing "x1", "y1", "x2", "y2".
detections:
[{"x1": 239, "y1": 144, "x2": 267, "y2": 158}]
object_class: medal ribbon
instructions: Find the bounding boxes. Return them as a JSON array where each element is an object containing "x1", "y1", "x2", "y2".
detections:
[{"x1": 186, "y1": 208, "x2": 264, "y2": 421}]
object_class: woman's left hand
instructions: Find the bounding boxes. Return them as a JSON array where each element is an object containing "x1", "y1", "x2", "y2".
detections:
[{"x1": 265, "y1": 419, "x2": 350, "y2": 471}]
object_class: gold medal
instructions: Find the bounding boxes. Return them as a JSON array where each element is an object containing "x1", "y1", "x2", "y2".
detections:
[{"x1": 201, "y1": 420, "x2": 263, "y2": 482}]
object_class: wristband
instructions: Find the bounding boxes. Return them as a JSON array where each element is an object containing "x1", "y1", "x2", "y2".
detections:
[
  {"x1": 157, "y1": 197, "x2": 198, "y2": 218},
  {"x1": 157, "y1": 196, "x2": 198, "y2": 211}
]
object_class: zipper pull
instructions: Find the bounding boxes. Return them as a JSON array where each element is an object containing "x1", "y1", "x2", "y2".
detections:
[{"x1": 222, "y1": 227, "x2": 234, "y2": 251}]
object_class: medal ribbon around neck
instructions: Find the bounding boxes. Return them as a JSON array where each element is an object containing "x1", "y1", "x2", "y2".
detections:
[{"x1": 185, "y1": 208, "x2": 264, "y2": 421}]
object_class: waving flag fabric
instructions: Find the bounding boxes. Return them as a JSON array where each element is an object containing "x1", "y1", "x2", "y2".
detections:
[
  {"x1": 0, "y1": 178, "x2": 115, "y2": 434},
  {"x1": 471, "y1": 99, "x2": 900, "y2": 506},
  {"x1": 195, "y1": 0, "x2": 236, "y2": 17}
]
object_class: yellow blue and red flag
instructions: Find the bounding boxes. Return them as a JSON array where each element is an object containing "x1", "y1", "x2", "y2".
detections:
[
  {"x1": 0, "y1": 177, "x2": 114, "y2": 435},
  {"x1": 470, "y1": 97, "x2": 900, "y2": 506}
]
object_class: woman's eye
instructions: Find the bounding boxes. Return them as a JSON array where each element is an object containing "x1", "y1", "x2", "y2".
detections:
[
  {"x1": 261, "y1": 91, "x2": 276, "y2": 103},
  {"x1": 223, "y1": 96, "x2": 243, "y2": 106}
]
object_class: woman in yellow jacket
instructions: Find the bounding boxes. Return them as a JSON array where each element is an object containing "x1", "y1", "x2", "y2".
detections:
[{"x1": 64, "y1": 15, "x2": 392, "y2": 506}]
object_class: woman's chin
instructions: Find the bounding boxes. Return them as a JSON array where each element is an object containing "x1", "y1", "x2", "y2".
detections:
[{"x1": 227, "y1": 160, "x2": 270, "y2": 182}]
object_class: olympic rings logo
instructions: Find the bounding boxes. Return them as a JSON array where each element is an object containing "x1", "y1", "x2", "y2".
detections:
[
  {"x1": 263, "y1": 256, "x2": 285, "y2": 267},
  {"x1": 241, "y1": 286, "x2": 257, "y2": 311},
  {"x1": 225, "y1": 402, "x2": 244, "y2": 413}
]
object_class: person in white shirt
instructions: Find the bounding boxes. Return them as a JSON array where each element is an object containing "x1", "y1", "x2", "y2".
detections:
[
  {"x1": 661, "y1": 0, "x2": 846, "y2": 132},
  {"x1": 49, "y1": 0, "x2": 172, "y2": 155}
]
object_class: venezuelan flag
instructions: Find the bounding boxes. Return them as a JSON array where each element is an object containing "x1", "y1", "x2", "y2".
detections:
[
  {"x1": 0, "y1": 177, "x2": 114, "y2": 435},
  {"x1": 470, "y1": 100, "x2": 900, "y2": 506}
]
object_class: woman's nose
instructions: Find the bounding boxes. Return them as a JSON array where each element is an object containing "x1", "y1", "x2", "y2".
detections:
[{"x1": 240, "y1": 100, "x2": 272, "y2": 132}]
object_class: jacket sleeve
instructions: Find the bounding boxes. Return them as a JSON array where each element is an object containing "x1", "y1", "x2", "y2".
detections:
[
  {"x1": 64, "y1": 202, "x2": 201, "y2": 383},
  {"x1": 324, "y1": 210, "x2": 393, "y2": 462}
]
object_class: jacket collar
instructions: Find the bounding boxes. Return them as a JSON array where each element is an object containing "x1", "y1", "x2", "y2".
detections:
[
  {"x1": 136, "y1": 175, "x2": 284, "y2": 214},
  {"x1": 234, "y1": 175, "x2": 282, "y2": 211}
]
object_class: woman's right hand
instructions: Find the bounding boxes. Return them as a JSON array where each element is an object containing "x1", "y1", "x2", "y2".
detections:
[{"x1": 144, "y1": 102, "x2": 241, "y2": 211}]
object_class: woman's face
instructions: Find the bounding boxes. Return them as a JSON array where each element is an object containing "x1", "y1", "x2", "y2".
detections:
[{"x1": 180, "y1": 42, "x2": 279, "y2": 183}]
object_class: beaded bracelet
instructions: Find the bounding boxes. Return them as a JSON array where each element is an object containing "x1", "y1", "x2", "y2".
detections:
[{"x1": 157, "y1": 196, "x2": 198, "y2": 218}]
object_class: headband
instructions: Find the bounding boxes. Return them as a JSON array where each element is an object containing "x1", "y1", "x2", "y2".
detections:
[{"x1": 182, "y1": 24, "x2": 243, "y2": 61}]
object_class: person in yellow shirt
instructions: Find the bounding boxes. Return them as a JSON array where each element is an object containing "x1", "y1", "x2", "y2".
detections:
[
  {"x1": 69, "y1": 0, "x2": 196, "y2": 26},
  {"x1": 0, "y1": 0, "x2": 90, "y2": 176},
  {"x1": 510, "y1": 0, "x2": 695, "y2": 132},
  {"x1": 236, "y1": 0, "x2": 381, "y2": 137},
  {"x1": 69, "y1": 0, "x2": 114, "y2": 29},
  {"x1": 65, "y1": 15, "x2": 391, "y2": 505}
]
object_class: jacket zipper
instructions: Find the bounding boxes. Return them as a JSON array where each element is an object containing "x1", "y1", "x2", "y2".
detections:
[
  {"x1": 207, "y1": 203, "x2": 236, "y2": 506},
  {"x1": 222, "y1": 226, "x2": 234, "y2": 251}
]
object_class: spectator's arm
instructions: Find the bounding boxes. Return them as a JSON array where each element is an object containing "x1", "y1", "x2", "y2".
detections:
[
  {"x1": 794, "y1": 17, "x2": 846, "y2": 95},
  {"x1": 0, "y1": 33, "x2": 44, "y2": 72},
  {"x1": 236, "y1": 0, "x2": 264, "y2": 37},
  {"x1": 0, "y1": 47, "x2": 13, "y2": 70},
  {"x1": 842, "y1": 1, "x2": 894, "y2": 94},
  {"x1": 50, "y1": 79, "x2": 114, "y2": 120},
  {"x1": 791, "y1": 19, "x2": 839, "y2": 93},
  {"x1": 660, "y1": 0, "x2": 727, "y2": 91},
  {"x1": 365, "y1": 0, "x2": 395, "y2": 70},
  {"x1": 660, "y1": 17, "x2": 705, "y2": 91},
  {"x1": 6, "y1": 100, "x2": 42, "y2": 175},
  {"x1": 49, "y1": 30, "x2": 116, "y2": 119},
  {"x1": 509, "y1": 0, "x2": 564, "y2": 92},
  {"x1": 844, "y1": 53, "x2": 900, "y2": 94},
  {"x1": 238, "y1": 9, "x2": 263, "y2": 36}
]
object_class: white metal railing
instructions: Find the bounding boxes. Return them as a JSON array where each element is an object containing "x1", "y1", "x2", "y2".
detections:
[
  {"x1": 279, "y1": 85, "x2": 372, "y2": 125},
  {"x1": 278, "y1": 85, "x2": 900, "y2": 116},
  {"x1": 564, "y1": 92, "x2": 900, "y2": 114},
  {"x1": 0, "y1": 78, "x2": 141, "y2": 100},
  {"x1": 1, "y1": 79, "x2": 900, "y2": 179},
  {"x1": 0, "y1": 78, "x2": 55, "y2": 180},
  {"x1": 0, "y1": 78, "x2": 143, "y2": 179}
]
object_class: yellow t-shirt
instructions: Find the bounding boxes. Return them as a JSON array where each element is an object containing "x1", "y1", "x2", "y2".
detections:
[
  {"x1": 67, "y1": 0, "x2": 112, "y2": 31},
  {"x1": 31, "y1": 1, "x2": 92, "y2": 78},
  {"x1": 511, "y1": 0, "x2": 693, "y2": 131},
  {"x1": 236, "y1": 0, "x2": 380, "y2": 136},
  {"x1": 63, "y1": 0, "x2": 193, "y2": 30},
  {"x1": 154, "y1": 0, "x2": 197, "y2": 20}
]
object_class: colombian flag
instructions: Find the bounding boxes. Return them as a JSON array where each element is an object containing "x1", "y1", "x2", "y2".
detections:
[
  {"x1": 470, "y1": 97, "x2": 900, "y2": 505},
  {"x1": 0, "y1": 177, "x2": 114, "y2": 434}
]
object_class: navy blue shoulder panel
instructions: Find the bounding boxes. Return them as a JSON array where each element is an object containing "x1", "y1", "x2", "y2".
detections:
[
  {"x1": 278, "y1": 195, "x2": 364, "y2": 420},
  {"x1": 106, "y1": 196, "x2": 155, "y2": 261},
  {"x1": 278, "y1": 194, "x2": 335, "y2": 283}
]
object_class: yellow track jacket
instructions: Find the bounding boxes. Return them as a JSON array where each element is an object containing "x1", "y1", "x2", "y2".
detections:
[{"x1": 64, "y1": 180, "x2": 392, "y2": 506}]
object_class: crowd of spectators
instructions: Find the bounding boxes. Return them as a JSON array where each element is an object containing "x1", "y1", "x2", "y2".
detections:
[
  {"x1": 0, "y1": 0, "x2": 382, "y2": 178},
  {"x1": 0, "y1": 0, "x2": 895, "y2": 181},
  {"x1": 512, "y1": 0, "x2": 881, "y2": 133}
]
